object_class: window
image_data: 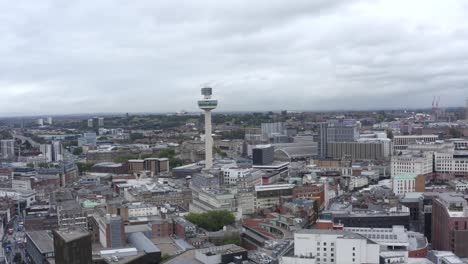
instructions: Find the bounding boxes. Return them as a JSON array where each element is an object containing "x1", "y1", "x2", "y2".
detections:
[
  {"x1": 353, "y1": 253, "x2": 355, "y2": 256},
  {"x1": 352, "y1": 247, "x2": 356, "y2": 251},
  {"x1": 331, "y1": 259, "x2": 334, "y2": 262},
  {"x1": 317, "y1": 258, "x2": 320, "y2": 261},
  {"x1": 317, "y1": 242, "x2": 321, "y2": 245},
  {"x1": 317, "y1": 248, "x2": 320, "y2": 251},
  {"x1": 353, "y1": 259, "x2": 355, "y2": 262},
  {"x1": 324, "y1": 242, "x2": 327, "y2": 246},
  {"x1": 331, "y1": 253, "x2": 334, "y2": 257},
  {"x1": 323, "y1": 248, "x2": 327, "y2": 251},
  {"x1": 331, "y1": 243, "x2": 334, "y2": 246},
  {"x1": 324, "y1": 259, "x2": 327, "y2": 262},
  {"x1": 331, "y1": 248, "x2": 334, "y2": 252}
]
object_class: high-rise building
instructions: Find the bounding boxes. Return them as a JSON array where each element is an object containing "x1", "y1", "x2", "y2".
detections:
[
  {"x1": 40, "y1": 141, "x2": 63, "y2": 162},
  {"x1": 317, "y1": 122, "x2": 328, "y2": 158},
  {"x1": 326, "y1": 119, "x2": 359, "y2": 142},
  {"x1": 92, "y1": 214, "x2": 126, "y2": 248},
  {"x1": 0, "y1": 139, "x2": 15, "y2": 159},
  {"x1": 37, "y1": 118, "x2": 44, "y2": 126},
  {"x1": 198, "y1": 87, "x2": 218, "y2": 169},
  {"x1": 47, "y1": 117, "x2": 53, "y2": 125},
  {"x1": 317, "y1": 120, "x2": 359, "y2": 158},
  {"x1": 97, "y1": 117, "x2": 104, "y2": 127},
  {"x1": 431, "y1": 193, "x2": 468, "y2": 257},
  {"x1": 52, "y1": 140, "x2": 63, "y2": 161},
  {"x1": 252, "y1": 144, "x2": 274, "y2": 165},
  {"x1": 261, "y1": 122, "x2": 286, "y2": 140},
  {"x1": 40, "y1": 144, "x2": 53, "y2": 162},
  {"x1": 78, "y1": 132, "x2": 97, "y2": 147},
  {"x1": 53, "y1": 228, "x2": 92, "y2": 264}
]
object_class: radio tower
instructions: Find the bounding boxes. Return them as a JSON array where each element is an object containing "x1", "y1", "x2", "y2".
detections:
[{"x1": 198, "y1": 87, "x2": 218, "y2": 169}]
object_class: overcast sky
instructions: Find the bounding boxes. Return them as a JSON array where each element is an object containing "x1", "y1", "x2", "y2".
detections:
[{"x1": 1, "y1": 0, "x2": 468, "y2": 115}]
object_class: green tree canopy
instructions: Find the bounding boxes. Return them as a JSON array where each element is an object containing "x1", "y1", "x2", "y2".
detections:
[
  {"x1": 185, "y1": 210, "x2": 235, "y2": 231},
  {"x1": 73, "y1": 147, "x2": 83, "y2": 155}
]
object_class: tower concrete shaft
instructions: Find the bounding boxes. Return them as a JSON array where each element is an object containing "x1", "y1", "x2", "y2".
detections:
[
  {"x1": 197, "y1": 87, "x2": 218, "y2": 170},
  {"x1": 204, "y1": 110, "x2": 213, "y2": 169}
]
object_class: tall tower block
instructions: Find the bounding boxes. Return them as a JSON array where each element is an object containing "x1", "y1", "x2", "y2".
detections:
[{"x1": 198, "y1": 87, "x2": 218, "y2": 169}]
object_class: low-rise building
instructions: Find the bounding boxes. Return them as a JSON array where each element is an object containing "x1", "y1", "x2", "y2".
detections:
[
  {"x1": 393, "y1": 135, "x2": 439, "y2": 150},
  {"x1": 254, "y1": 184, "x2": 294, "y2": 211},
  {"x1": 194, "y1": 244, "x2": 248, "y2": 264},
  {"x1": 282, "y1": 229, "x2": 380, "y2": 264},
  {"x1": 25, "y1": 230, "x2": 55, "y2": 264},
  {"x1": 391, "y1": 151, "x2": 433, "y2": 177},
  {"x1": 392, "y1": 174, "x2": 425, "y2": 196}
]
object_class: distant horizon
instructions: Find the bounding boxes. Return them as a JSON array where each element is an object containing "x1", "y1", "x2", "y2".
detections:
[{"x1": 0, "y1": 105, "x2": 465, "y2": 119}]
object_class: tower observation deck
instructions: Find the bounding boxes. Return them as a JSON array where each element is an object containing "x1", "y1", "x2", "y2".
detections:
[{"x1": 198, "y1": 87, "x2": 217, "y2": 169}]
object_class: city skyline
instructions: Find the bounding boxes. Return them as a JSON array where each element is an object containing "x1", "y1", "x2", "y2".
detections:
[{"x1": 1, "y1": 0, "x2": 468, "y2": 115}]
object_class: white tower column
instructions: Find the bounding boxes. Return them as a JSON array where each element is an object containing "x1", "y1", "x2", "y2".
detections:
[
  {"x1": 198, "y1": 87, "x2": 218, "y2": 170},
  {"x1": 205, "y1": 110, "x2": 213, "y2": 169}
]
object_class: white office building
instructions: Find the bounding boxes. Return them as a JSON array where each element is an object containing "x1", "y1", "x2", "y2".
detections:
[
  {"x1": 391, "y1": 151, "x2": 433, "y2": 177},
  {"x1": 435, "y1": 151, "x2": 468, "y2": 173},
  {"x1": 127, "y1": 203, "x2": 159, "y2": 217},
  {"x1": 449, "y1": 180, "x2": 468, "y2": 192},
  {"x1": 221, "y1": 167, "x2": 262, "y2": 187},
  {"x1": 281, "y1": 229, "x2": 379, "y2": 264},
  {"x1": 393, "y1": 135, "x2": 439, "y2": 150}
]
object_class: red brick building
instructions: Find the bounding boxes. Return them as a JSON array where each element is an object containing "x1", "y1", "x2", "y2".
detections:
[
  {"x1": 432, "y1": 193, "x2": 468, "y2": 257},
  {"x1": 150, "y1": 218, "x2": 174, "y2": 238},
  {"x1": 292, "y1": 183, "x2": 325, "y2": 208}
]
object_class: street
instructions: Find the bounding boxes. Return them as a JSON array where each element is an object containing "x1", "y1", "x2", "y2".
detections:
[{"x1": 2, "y1": 216, "x2": 26, "y2": 264}]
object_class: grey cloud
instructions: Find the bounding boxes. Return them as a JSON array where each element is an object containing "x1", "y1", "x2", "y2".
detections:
[{"x1": 0, "y1": 0, "x2": 467, "y2": 115}]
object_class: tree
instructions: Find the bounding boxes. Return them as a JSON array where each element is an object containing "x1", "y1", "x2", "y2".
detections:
[
  {"x1": 221, "y1": 129, "x2": 245, "y2": 140},
  {"x1": 38, "y1": 163, "x2": 49, "y2": 168},
  {"x1": 185, "y1": 210, "x2": 235, "y2": 231},
  {"x1": 449, "y1": 127, "x2": 462, "y2": 138},
  {"x1": 130, "y1": 133, "x2": 145, "y2": 141},
  {"x1": 386, "y1": 129, "x2": 394, "y2": 140},
  {"x1": 157, "y1": 148, "x2": 183, "y2": 168},
  {"x1": 161, "y1": 254, "x2": 171, "y2": 262},
  {"x1": 73, "y1": 147, "x2": 83, "y2": 155},
  {"x1": 76, "y1": 162, "x2": 95, "y2": 174}
]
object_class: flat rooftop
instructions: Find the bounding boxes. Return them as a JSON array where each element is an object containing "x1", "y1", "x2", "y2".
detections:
[
  {"x1": 54, "y1": 228, "x2": 90, "y2": 242},
  {"x1": 296, "y1": 229, "x2": 376, "y2": 243},
  {"x1": 197, "y1": 244, "x2": 246, "y2": 256},
  {"x1": 26, "y1": 230, "x2": 54, "y2": 254}
]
